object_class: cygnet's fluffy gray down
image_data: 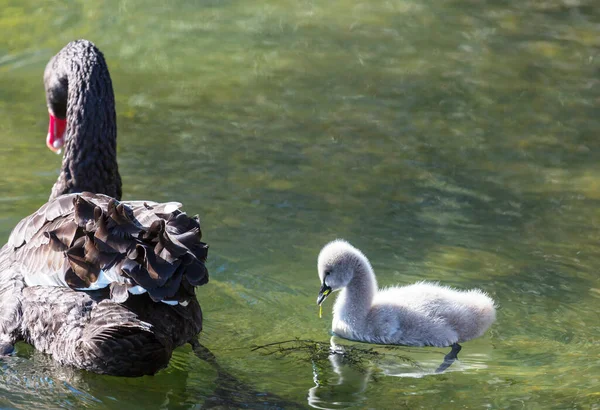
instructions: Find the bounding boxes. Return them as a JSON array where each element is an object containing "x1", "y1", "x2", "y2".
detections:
[{"x1": 316, "y1": 240, "x2": 496, "y2": 347}]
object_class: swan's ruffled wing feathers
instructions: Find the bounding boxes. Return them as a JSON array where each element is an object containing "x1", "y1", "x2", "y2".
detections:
[
  {"x1": 11, "y1": 217, "x2": 75, "y2": 287},
  {"x1": 127, "y1": 200, "x2": 182, "y2": 229},
  {"x1": 0, "y1": 246, "x2": 25, "y2": 346},
  {"x1": 8, "y1": 194, "x2": 77, "y2": 248},
  {"x1": 6, "y1": 192, "x2": 209, "y2": 304}
]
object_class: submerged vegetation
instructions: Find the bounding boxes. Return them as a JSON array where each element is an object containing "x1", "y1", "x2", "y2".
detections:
[{"x1": 252, "y1": 338, "x2": 423, "y2": 372}]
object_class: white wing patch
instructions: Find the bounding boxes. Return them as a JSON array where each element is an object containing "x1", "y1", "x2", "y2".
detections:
[
  {"x1": 128, "y1": 285, "x2": 147, "y2": 295},
  {"x1": 75, "y1": 266, "x2": 122, "y2": 291},
  {"x1": 23, "y1": 265, "x2": 178, "y2": 305}
]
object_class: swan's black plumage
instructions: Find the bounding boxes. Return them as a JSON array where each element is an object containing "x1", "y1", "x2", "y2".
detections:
[
  {"x1": 44, "y1": 39, "x2": 122, "y2": 200},
  {"x1": 0, "y1": 40, "x2": 209, "y2": 376}
]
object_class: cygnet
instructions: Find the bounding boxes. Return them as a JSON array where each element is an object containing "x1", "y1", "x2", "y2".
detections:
[{"x1": 317, "y1": 240, "x2": 496, "y2": 357}]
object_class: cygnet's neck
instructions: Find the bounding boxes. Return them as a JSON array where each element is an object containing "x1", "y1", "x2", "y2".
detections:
[{"x1": 333, "y1": 252, "x2": 378, "y2": 326}]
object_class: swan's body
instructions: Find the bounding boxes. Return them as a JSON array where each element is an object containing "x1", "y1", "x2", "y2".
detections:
[
  {"x1": 317, "y1": 240, "x2": 496, "y2": 347},
  {"x1": 0, "y1": 40, "x2": 209, "y2": 376}
]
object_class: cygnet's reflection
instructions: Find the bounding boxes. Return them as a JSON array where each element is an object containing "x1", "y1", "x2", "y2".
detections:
[
  {"x1": 307, "y1": 336, "x2": 462, "y2": 409},
  {"x1": 307, "y1": 337, "x2": 372, "y2": 410}
]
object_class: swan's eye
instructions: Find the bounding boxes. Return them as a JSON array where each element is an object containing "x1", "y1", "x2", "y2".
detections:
[{"x1": 324, "y1": 270, "x2": 331, "y2": 276}]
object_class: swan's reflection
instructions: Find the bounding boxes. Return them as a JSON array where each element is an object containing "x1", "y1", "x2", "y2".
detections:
[
  {"x1": 0, "y1": 342, "x2": 303, "y2": 409},
  {"x1": 307, "y1": 336, "x2": 462, "y2": 409}
]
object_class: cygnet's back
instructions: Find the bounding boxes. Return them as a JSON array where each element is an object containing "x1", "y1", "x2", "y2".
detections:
[
  {"x1": 371, "y1": 282, "x2": 496, "y2": 346},
  {"x1": 317, "y1": 240, "x2": 496, "y2": 347}
]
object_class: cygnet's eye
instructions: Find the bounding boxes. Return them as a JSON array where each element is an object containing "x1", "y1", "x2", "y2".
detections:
[{"x1": 324, "y1": 270, "x2": 332, "y2": 276}]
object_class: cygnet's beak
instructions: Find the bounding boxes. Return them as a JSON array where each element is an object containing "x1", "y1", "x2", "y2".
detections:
[{"x1": 317, "y1": 282, "x2": 332, "y2": 305}]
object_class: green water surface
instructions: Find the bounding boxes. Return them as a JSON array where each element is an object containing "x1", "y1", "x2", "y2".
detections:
[{"x1": 1, "y1": 0, "x2": 599, "y2": 408}]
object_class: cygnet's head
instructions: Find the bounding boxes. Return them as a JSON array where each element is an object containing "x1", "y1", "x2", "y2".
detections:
[{"x1": 317, "y1": 239, "x2": 369, "y2": 305}]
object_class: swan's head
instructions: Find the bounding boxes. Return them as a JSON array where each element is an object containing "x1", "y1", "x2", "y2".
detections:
[
  {"x1": 44, "y1": 55, "x2": 68, "y2": 154},
  {"x1": 317, "y1": 239, "x2": 369, "y2": 305}
]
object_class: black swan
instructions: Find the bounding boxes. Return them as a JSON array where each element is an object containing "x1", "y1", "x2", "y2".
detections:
[{"x1": 0, "y1": 40, "x2": 209, "y2": 376}]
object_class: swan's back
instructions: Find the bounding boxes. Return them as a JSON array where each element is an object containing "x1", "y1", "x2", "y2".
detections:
[
  {"x1": 6, "y1": 192, "x2": 209, "y2": 305},
  {"x1": 374, "y1": 281, "x2": 496, "y2": 343}
]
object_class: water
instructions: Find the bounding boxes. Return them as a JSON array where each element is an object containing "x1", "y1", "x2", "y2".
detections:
[{"x1": 1, "y1": 0, "x2": 599, "y2": 408}]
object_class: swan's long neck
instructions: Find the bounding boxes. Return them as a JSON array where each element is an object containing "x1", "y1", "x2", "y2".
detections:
[
  {"x1": 49, "y1": 41, "x2": 122, "y2": 200},
  {"x1": 333, "y1": 254, "x2": 378, "y2": 327}
]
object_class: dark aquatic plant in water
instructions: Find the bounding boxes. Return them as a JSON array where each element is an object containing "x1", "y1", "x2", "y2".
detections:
[{"x1": 251, "y1": 338, "x2": 424, "y2": 374}]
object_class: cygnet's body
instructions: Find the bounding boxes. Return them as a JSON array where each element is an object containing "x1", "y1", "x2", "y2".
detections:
[{"x1": 317, "y1": 240, "x2": 496, "y2": 347}]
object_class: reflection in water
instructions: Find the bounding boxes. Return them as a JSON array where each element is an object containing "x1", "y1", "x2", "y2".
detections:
[
  {"x1": 191, "y1": 341, "x2": 303, "y2": 409},
  {"x1": 0, "y1": 342, "x2": 302, "y2": 409},
  {"x1": 307, "y1": 337, "x2": 470, "y2": 409},
  {"x1": 307, "y1": 338, "x2": 372, "y2": 410},
  {"x1": 0, "y1": 350, "x2": 103, "y2": 410}
]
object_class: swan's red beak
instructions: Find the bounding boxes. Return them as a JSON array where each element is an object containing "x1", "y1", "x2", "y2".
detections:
[{"x1": 47, "y1": 112, "x2": 66, "y2": 153}]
